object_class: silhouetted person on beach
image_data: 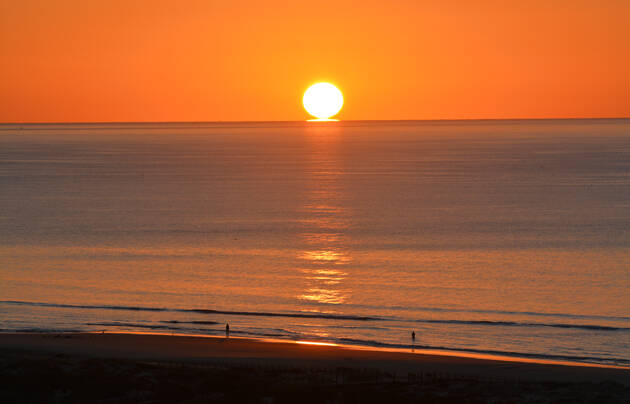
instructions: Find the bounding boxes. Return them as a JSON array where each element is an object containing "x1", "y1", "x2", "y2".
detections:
[
  {"x1": 226, "y1": 323, "x2": 230, "y2": 338},
  {"x1": 412, "y1": 330, "x2": 415, "y2": 343}
]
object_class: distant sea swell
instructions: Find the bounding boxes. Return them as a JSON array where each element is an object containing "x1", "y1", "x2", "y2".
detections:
[{"x1": 2, "y1": 300, "x2": 629, "y2": 332}]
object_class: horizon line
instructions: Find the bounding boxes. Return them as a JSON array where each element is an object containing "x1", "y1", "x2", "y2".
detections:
[{"x1": 1, "y1": 116, "x2": 629, "y2": 126}]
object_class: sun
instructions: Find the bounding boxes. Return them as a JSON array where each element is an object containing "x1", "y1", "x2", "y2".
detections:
[{"x1": 303, "y1": 83, "x2": 343, "y2": 120}]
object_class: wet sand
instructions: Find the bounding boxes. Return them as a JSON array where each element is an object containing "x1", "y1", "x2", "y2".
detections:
[{"x1": 1, "y1": 332, "x2": 629, "y2": 403}]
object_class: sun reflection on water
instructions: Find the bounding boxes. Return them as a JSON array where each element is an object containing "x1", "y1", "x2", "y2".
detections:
[
  {"x1": 298, "y1": 126, "x2": 351, "y2": 306},
  {"x1": 299, "y1": 250, "x2": 350, "y2": 263}
]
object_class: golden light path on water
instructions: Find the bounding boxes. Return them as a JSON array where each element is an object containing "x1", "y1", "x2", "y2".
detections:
[{"x1": 298, "y1": 123, "x2": 350, "y2": 308}]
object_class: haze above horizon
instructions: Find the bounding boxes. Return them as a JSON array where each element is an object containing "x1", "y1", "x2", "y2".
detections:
[{"x1": 1, "y1": 1, "x2": 629, "y2": 123}]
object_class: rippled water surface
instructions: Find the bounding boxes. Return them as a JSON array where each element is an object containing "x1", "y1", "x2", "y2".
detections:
[{"x1": 1, "y1": 120, "x2": 629, "y2": 366}]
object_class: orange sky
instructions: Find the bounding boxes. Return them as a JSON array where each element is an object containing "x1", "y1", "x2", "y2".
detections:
[{"x1": 1, "y1": 0, "x2": 629, "y2": 122}]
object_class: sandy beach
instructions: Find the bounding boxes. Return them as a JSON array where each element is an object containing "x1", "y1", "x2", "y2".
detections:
[{"x1": 1, "y1": 332, "x2": 629, "y2": 403}]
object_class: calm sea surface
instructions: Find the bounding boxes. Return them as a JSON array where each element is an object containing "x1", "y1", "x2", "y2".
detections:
[{"x1": 1, "y1": 120, "x2": 629, "y2": 366}]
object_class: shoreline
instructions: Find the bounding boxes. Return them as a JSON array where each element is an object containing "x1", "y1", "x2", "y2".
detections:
[
  {"x1": 3, "y1": 329, "x2": 627, "y2": 371},
  {"x1": 104, "y1": 330, "x2": 630, "y2": 371},
  {"x1": 1, "y1": 332, "x2": 629, "y2": 385}
]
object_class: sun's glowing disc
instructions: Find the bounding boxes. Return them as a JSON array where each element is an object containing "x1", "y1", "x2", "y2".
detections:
[{"x1": 303, "y1": 82, "x2": 343, "y2": 120}]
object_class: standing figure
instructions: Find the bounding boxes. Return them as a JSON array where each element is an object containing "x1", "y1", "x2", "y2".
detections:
[
  {"x1": 226, "y1": 323, "x2": 230, "y2": 338},
  {"x1": 411, "y1": 330, "x2": 415, "y2": 343}
]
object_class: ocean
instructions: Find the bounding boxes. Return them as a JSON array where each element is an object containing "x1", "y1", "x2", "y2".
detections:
[{"x1": 1, "y1": 119, "x2": 629, "y2": 367}]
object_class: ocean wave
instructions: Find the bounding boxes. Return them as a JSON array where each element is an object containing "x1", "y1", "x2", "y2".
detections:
[
  {"x1": 0, "y1": 300, "x2": 379, "y2": 321},
  {"x1": 345, "y1": 302, "x2": 630, "y2": 322},
  {"x1": 161, "y1": 320, "x2": 219, "y2": 326},
  {"x1": 87, "y1": 322, "x2": 289, "y2": 339},
  {"x1": 85, "y1": 322, "x2": 223, "y2": 334},
  {"x1": 86, "y1": 322, "x2": 181, "y2": 330},
  {"x1": 1, "y1": 301, "x2": 167, "y2": 312},
  {"x1": 186, "y1": 308, "x2": 378, "y2": 321},
  {"x1": 413, "y1": 319, "x2": 630, "y2": 331},
  {"x1": 297, "y1": 300, "x2": 630, "y2": 325},
  {"x1": 0, "y1": 328, "x2": 85, "y2": 334}
]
